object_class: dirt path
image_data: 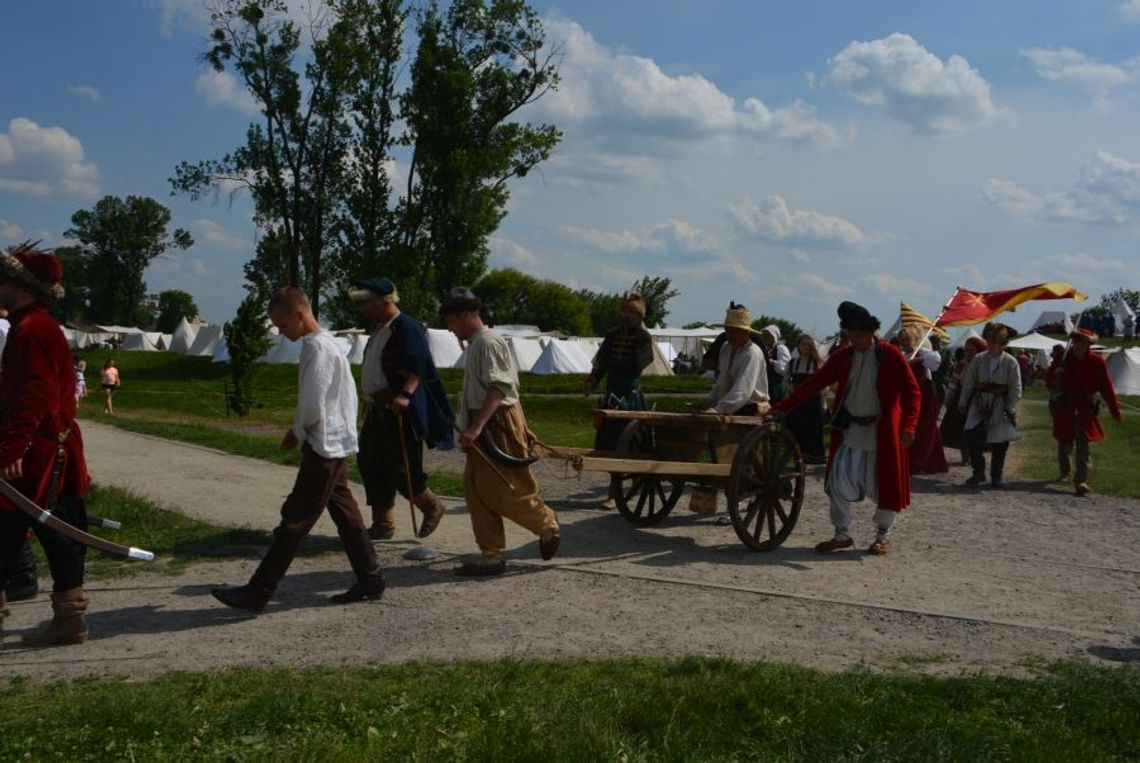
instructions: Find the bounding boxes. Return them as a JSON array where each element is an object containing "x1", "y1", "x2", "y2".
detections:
[{"x1": 3, "y1": 420, "x2": 1137, "y2": 681}]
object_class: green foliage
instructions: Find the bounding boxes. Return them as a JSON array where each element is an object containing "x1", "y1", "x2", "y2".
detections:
[
  {"x1": 475, "y1": 268, "x2": 591, "y2": 335},
  {"x1": 1, "y1": 660, "x2": 1136, "y2": 760},
  {"x1": 63, "y1": 195, "x2": 192, "y2": 325},
  {"x1": 47, "y1": 245, "x2": 90, "y2": 325},
  {"x1": 155, "y1": 289, "x2": 199, "y2": 333},
  {"x1": 224, "y1": 287, "x2": 274, "y2": 416},
  {"x1": 577, "y1": 288, "x2": 624, "y2": 334},
  {"x1": 751, "y1": 313, "x2": 804, "y2": 349},
  {"x1": 629, "y1": 275, "x2": 679, "y2": 328},
  {"x1": 1089, "y1": 287, "x2": 1140, "y2": 317}
]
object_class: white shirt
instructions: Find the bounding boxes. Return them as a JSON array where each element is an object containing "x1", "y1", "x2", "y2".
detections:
[
  {"x1": 360, "y1": 322, "x2": 392, "y2": 395},
  {"x1": 909, "y1": 347, "x2": 942, "y2": 380},
  {"x1": 458, "y1": 328, "x2": 519, "y2": 430},
  {"x1": 709, "y1": 341, "x2": 768, "y2": 414},
  {"x1": 842, "y1": 347, "x2": 880, "y2": 452},
  {"x1": 0, "y1": 318, "x2": 9, "y2": 362},
  {"x1": 292, "y1": 329, "x2": 359, "y2": 459}
]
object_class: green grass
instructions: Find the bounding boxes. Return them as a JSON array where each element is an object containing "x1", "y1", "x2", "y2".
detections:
[
  {"x1": 29, "y1": 484, "x2": 342, "y2": 580},
  {"x1": 1016, "y1": 388, "x2": 1140, "y2": 499},
  {"x1": 1, "y1": 659, "x2": 1136, "y2": 760}
]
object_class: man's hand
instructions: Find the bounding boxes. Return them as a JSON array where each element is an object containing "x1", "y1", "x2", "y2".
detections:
[
  {"x1": 281, "y1": 429, "x2": 300, "y2": 452},
  {"x1": 899, "y1": 431, "x2": 915, "y2": 448},
  {"x1": 390, "y1": 393, "x2": 411, "y2": 415},
  {"x1": 459, "y1": 425, "x2": 481, "y2": 449},
  {"x1": 700, "y1": 406, "x2": 718, "y2": 414},
  {"x1": 524, "y1": 427, "x2": 539, "y2": 450},
  {"x1": 0, "y1": 459, "x2": 23, "y2": 480}
]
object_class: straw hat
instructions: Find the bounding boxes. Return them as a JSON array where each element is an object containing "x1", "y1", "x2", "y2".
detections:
[{"x1": 721, "y1": 304, "x2": 760, "y2": 333}]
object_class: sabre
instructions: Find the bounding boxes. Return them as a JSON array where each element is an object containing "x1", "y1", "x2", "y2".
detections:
[{"x1": 0, "y1": 479, "x2": 154, "y2": 562}]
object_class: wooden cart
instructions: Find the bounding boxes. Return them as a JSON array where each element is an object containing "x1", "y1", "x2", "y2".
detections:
[{"x1": 567, "y1": 410, "x2": 806, "y2": 552}]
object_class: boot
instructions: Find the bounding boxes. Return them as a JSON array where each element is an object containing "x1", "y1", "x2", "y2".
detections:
[
  {"x1": 368, "y1": 504, "x2": 396, "y2": 540},
  {"x1": 332, "y1": 529, "x2": 386, "y2": 604},
  {"x1": 22, "y1": 587, "x2": 89, "y2": 647},
  {"x1": 414, "y1": 489, "x2": 446, "y2": 539},
  {"x1": 1, "y1": 589, "x2": 8, "y2": 646},
  {"x1": 211, "y1": 583, "x2": 273, "y2": 613},
  {"x1": 4, "y1": 541, "x2": 39, "y2": 601}
]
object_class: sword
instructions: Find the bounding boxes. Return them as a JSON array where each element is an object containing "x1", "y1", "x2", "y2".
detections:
[{"x1": 0, "y1": 479, "x2": 155, "y2": 562}]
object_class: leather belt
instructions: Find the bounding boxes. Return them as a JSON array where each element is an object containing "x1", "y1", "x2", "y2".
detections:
[{"x1": 848, "y1": 414, "x2": 878, "y2": 426}]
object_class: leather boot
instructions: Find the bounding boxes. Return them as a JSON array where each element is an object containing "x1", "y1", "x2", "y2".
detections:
[
  {"x1": 22, "y1": 587, "x2": 89, "y2": 647},
  {"x1": 368, "y1": 504, "x2": 396, "y2": 540},
  {"x1": 211, "y1": 582, "x2": 273, "y2": 613},
  {"x1": 414, "y1": 489, "x2": 446, "y2": 538},
  {"x1": 332, "y1": 529, "x2": 386, "y2": 603},
  {"x1": 1, "y1": 589, "x2": 8, "y2": 646},
  {"x1": 4, "y1": 541, "x2": 39, "y2": 602}
]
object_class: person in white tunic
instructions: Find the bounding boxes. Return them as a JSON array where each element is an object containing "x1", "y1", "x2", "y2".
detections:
[
  {"x1": 211, "y1": 287, "x2": 385, "y2": 612},
  {"x1": 958, "y1": 323, "x2": 1022, "y2": 488}
]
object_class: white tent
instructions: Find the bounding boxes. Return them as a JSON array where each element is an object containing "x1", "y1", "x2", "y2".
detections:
[
  {"x1": 169, "y1": 317, "x2": 198, "y2": 354},
  {"x1": 655, "y1": 341, "x2": 678, "y2": 366},
  {"x1": 426, "y1": 328, "x2": 463, "y2": 369},
  {"x1": 211, "y1": 339, "x2": 230, "y2": 364},
  {"x1": 1106, "y1": 347, "x2": 1140, "y2": 396},
  {"x1": 187, "y1": 324, "x2": 224, "y2": 357},
  {"x1": 948, "y1": 328, "x2": 984, "y2": 350},
  {"x1": 347, "y1": 334, "x2": 369, "y2": 365},
  {"x1": 531, "y1": 338, "x2": 594, "y2": 374},
  {"x1": 648, "y1": 326, "x2": 721, "y2": 358},
  {"x1": 1007, "y1": 332, "x2": 1062, "y2": 352},
  {"x1": 121, "y1": 331, "x2": 163, "y2": 352},
  {"x1": 1030, "y1": 310, "x2": 1073, "y2": 335},
  {"x1": 506, "y1": 336, "x2": 545, "y2": 373},
  {"x1": 642, "y1": 340, "x2": 674, "y2": 376},
  {"x1": 260, "y1": 334, "x2": 303, "y2": 364},
  {"x1": 158, "y1": 333, "x2": 173, "y2": 351},
  {"x1": 1112, "y1": 297, "x2": 1135, "y2": 337}
]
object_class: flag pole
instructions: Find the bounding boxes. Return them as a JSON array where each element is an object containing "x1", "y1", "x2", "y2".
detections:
[{"x1": 909, "y1": 286, "x2": 960, "y2": 361}]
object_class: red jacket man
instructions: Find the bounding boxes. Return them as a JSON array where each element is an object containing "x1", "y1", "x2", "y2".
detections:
[
  {"x1": 774, "y1": 301, "x2": 920, "y2": 555},
  {"x1": 0, "y1": 243, "x2": 91, "y2": 647},
  {"x1": 1047, "y1": 328, "x2": 1123, "y2": 496}
]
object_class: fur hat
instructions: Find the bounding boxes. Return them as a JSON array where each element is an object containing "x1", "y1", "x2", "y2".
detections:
[
  {"x1": 0, "y1": 242, "x2": 65, "y2": 302},
  {"x1": 837, "y1": 301, "x2": 880, "y2": 332},
  {"x1": 348, "y1": 276, "x2": 398, "y2": 304},
  {"x1": 1069, "y1": 327, "x2": 1097, "y2": 343},
  {"x1": 621, "y1": 292, "x2": 647, "y2": 321},
  {"x1": 721, "y1": 304, "x2": 760, "y2": 333},
  {"x1": 440, "y1": 286, "x2": 482, "y2": 316}
]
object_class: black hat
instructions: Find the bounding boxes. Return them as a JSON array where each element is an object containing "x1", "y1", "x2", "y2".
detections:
[
  {"x1": 837, "y1": 301, "x2": 880, "y2": 331},
  {"x1": 982, "y1": 321, "x2": 1017, "y2": 344},
  {"x1": 440, "y1": 287, "x2": 482, "y2": 315},
  {"x1": 348, "y1": 276, "x2": 397, "y2": 304}
]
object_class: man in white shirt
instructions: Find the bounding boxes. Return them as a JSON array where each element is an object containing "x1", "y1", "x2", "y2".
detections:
[
  {"x1": 212, "y1": 287, "x2": 385, "y2": 612},
  {"x1": 442, "y1": 287, "x2": 561, "y2": 576},
  {"x1": 701, "y1": 304, "x2": 769, "y2": 416},
  {"x1": 759, "y1": 324, "x2": 791, "y2": 403}
]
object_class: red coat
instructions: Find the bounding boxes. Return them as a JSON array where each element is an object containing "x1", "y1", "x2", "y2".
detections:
[
  {"x1": 0, "y1": 303, "x2": 90, "y2": 512},
  {"x1": 1050, "y1": 351, "x2": 1122, "y2": 442},
  {"x1": 774, "y1": 340, "x2": 921, "y2": 510}
]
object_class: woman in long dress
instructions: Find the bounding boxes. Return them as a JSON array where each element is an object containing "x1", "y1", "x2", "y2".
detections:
[
  {"x1": 939, "y1": 337, "x2": 984, "y2": 465},
  {"x1": 897, "y1": 327, "x2": 948, "y2": 474},
  {"x1": 782, "y1": 334, "x2": 826, "y2": 463}
]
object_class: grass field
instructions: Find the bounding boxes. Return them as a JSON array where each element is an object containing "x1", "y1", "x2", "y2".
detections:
[{"x1": 1, "y1": 659, "x2": 1137, "y2": 760}]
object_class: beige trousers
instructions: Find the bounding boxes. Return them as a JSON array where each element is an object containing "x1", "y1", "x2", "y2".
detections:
[{"x1": 464, "y1": 404, "x2": 558, "y2": 559}]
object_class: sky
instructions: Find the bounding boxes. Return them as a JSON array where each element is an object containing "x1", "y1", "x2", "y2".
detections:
[{"x1": 3, "y1": 1, "x2": 1140, "y2": 338}]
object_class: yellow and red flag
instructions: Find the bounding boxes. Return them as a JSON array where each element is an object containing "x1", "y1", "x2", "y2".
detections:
[
  {"x1": 935, "y1": 283, "x2": 1087, "y2": 327},
  {"x1": 899, "y1": 302, "x2": 951, "y2": 342}
]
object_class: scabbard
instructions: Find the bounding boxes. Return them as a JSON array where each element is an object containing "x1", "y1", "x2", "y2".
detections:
[{"x1": 0, "y1": 479, "x2": 154, "y2": 562}]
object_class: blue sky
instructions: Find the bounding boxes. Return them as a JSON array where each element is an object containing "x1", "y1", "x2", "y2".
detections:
[{"x1": 3, "y1": 1, "x2": 1139, "y2": 337}]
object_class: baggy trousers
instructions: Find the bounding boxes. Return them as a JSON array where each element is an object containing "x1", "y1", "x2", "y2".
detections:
[
  {"x1": 0, "y1": 496, "x2": 86, "y2": 592},
  {"x1": 464, "y1": 405, "x2": 558, "y2": 560},
  {"x1": 357, "y1": 404, "x2": 429, "y2": 509}
]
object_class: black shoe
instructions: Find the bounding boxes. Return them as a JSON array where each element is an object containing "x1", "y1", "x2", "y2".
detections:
[
  {"x1": 5, "y1": 577, "x2": 39, "y2": 602},
  {"x1": 211, "y1": 584, "x2": 271, "y2": 613},
  {"x1": 990, "y1": 479, "x2": 1004, "y2": 489},
  {"x1": 964, "y1": 474, "x2": 985, "y2": 486},
  {"x1": 329, "y1": 575, "x2": 386, "y2": 604}
]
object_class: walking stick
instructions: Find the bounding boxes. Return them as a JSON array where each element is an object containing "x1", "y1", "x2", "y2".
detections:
[{"x1": 395, "y1": 409, "x2": 419, "y2": 537}]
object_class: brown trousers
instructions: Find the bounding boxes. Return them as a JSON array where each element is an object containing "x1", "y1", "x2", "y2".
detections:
[
  {"x1": 465, "y1": 405, "x2": 558, "y2": 559},
  {"x1": 250, "y1": 444, "x2": 379, "y2": 592},
  {"x1": 1057, "y1": 428, "x2": 1091, "y2": 484}
]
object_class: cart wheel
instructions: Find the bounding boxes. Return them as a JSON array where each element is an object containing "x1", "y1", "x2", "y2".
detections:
[
  {"x1": 610, "y1": 420, "x2": 685, "y2": 526},
  {"x1": 726, "y1": 423, "x2": 805, "y2": 551}
]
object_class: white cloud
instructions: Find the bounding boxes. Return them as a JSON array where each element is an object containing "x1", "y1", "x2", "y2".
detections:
[
  {"x1": 191, "y1": 218, "x2": 248, "y2": 252},
  {"x1": 532, "y1": 18, "x2": 849, "y2": 151},
  {"x1": 826, "y1": 33, "x2": 1005, "y2": 133},
  {"x1": 561, "y1": 218, "x2": 720, "y2": 258},
  {"x1": 0, "y1": 118, "x2": 99, "y2": 198},
  {"x1": 1121, "y1": 0, "x2": 1140, "y2": 21},
  {"x1": 67, "y1": 85, "x2": 102, "y2": 103},
  {"x1": 791, "y1": 273, "x2": 851, "y2": 298},
  {"x1": 490, "y1": 237, "x2": 539, "y2": 268},
  {"x1": 1022, "y1": 47, "x2": 1133, "y2": 104},
  {"x1": 940, "y1": 264, "x2": 988, "y2": 287},
  {"x1": 1040, "y1": 252, "x2": 1140, "y2": 277},
  {"x1": 981, "y1": 150, "x2": 1140, "y2": 225},
  {"x1": 189, "y1": 258, "x2": 214, "y2": 277},
  {"x1": 0, "y1": 220, "x2": 26, "y2": 243},
  {"x1": 728, "y1": 195, "x2": 875, "y2": 249},
  {"x1": 545, "y1": 152, "x2": 666, "y2": 189},
  {"x1": 858, "y1": 272, "x2": 932, "y2": 297},
  {"x1": 195, "y1": 70, "x2": 260, "y2": 115}
]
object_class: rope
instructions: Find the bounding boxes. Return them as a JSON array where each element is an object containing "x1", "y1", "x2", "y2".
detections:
[{"x1": 532, "y1": 440, "x2": 587, "y2": 480}]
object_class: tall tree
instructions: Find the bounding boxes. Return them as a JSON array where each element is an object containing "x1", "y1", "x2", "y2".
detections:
[
  {"x1": 475, "y1": 268, "x2": 591, "y2": 335},
  {"x1": 64, "y1": 195, "x2": 192, "y2": 325},
  {"x1": 48, "y1": 245, "x2": 91, "y2": 326},
  {"x1": 156, "y1": 289, "x2": 200, "y2": 333},
  {"x1": 628, "y1": 276, "x2": 679, "y2": 329}
]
